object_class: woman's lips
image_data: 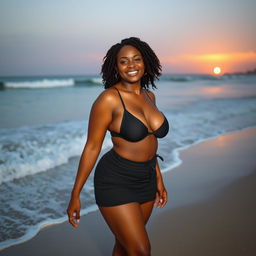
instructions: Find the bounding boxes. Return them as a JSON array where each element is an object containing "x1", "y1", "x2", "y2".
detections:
[{"x1": 126, "y1": 70, "x2": 139, "y2": 76}]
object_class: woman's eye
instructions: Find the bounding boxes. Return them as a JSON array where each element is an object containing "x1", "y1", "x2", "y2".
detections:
[{"x1": 119, "y1": 58, "x2": 141, "y2": 65}]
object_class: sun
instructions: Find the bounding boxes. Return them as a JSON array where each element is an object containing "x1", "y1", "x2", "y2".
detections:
[{"x1": 213, "y1": 66, "x2": 222, "y2": 75}]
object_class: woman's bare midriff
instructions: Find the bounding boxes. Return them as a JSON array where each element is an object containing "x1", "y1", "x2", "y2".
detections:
[{"x1": 111, "y1": 134, "x2": 158, "y2": 162}]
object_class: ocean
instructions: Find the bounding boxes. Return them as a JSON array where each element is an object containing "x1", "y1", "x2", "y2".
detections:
[{"x1": 0, "y1": 73, "x2": 256, "y2": 250}]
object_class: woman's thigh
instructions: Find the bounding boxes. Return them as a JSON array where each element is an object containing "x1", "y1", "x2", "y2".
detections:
[
  {"x1": 99, "y1": 201, "x2": 154, "y2": 250},
  {"x1": 139, "y1": 200, "x2": 155, "y2": 224}
]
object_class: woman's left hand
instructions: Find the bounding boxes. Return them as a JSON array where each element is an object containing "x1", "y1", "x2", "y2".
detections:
[{"x1": 154, "y1": 177, "x2": 168, "y2": 208}]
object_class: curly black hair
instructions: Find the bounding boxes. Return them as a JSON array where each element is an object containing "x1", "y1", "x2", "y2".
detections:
[{"x1": 101, "y1": 37, "x2": 162, "y2": 89}]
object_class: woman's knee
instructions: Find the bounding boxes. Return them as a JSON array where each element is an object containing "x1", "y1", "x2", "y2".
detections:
[
  {"x1": 126, "y1": 241, "x2": 151, "y2": 256},
  {"x1": 113, "y1": 239, "x2": 127, "y2": 256}
]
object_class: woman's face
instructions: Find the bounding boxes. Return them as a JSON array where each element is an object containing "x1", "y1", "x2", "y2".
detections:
[{"x1": 116, "y1": 45, "x2": 145, "y2": 84}]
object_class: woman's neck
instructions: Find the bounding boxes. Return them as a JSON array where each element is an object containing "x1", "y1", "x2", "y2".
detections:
[{"x1": 119, "y1": 80, "x2": 142, "y2": 95}]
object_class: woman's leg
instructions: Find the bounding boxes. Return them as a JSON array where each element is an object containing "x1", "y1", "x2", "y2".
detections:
[
  {"x1": 139, "y1": 200, "x2": 155, "y2": 225},
  {"x1": 111, "y1": 200, "x2": 155, "y2": 256},
  {"x1": 99, "y1": 200, "x2": 155, "y2": 256},
  {"x1": 112, "y1": 238, "x2": 127, "y2": 256}
]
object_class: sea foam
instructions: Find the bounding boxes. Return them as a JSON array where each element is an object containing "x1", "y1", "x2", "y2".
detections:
[{"x1": 4, "y1": 79, "x2": 75, "y2": 88}]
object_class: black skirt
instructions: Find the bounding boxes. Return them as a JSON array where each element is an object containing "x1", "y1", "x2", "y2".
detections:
[{"x1": 94, "y1": 148, "x2": 157, "y2": 207}]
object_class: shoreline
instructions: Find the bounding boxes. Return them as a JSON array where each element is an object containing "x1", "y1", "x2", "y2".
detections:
[
  {"x1": 1, "y1": 127, "x2": 256, "y2": 255},
  {"x1": 1, "y1": 126, "x2": 254, "y2": 251},
  {"x1": 161, "y1": 125, "x2": 256, "y2": 174}
]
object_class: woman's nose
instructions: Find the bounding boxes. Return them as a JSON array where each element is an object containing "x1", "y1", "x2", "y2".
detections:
[{"x1": 127, "y1": 61, "x2": 135, "y2": 68}]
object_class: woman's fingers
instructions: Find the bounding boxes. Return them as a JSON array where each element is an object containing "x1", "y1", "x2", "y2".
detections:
[
  {"x1": 156, "y1": 189, "x2": 168, "y2": 208},
  {"x1": 161, "y1": 190, "x2": 168, "y2": 207},
  {"x1": 155, "y1": 191, "x2": 162, "y2": 208},
  {"x1": 159, "y1": 191, "x2": 164, "y2": 208},
  {"x1": 154, "y1": 191, "x2": 160, "y2": 206},
  {"x1": 68, "y1": 211, "x2": 79, "y2": 228},
  {"x1": 67, "y1": 197, "x2": 81, "y2": 228},
  {"x1": 76, "y1": 209, "x2": 80, "y2": 222},
  {"x1": 67, "y1": 209, "x2": 75, "y2": 227},
  {"x1": 67, "y1": 207, "x2": 80, "y2": 228}
]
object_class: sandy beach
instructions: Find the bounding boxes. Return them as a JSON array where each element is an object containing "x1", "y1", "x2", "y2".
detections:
[{"x1": 1, "y1": 127, "x2": 256, "y2": 256}]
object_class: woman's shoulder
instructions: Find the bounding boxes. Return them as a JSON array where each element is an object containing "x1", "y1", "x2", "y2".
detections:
[{"x1": 92, "y1": 86, "x2": 119, "y2": 109}]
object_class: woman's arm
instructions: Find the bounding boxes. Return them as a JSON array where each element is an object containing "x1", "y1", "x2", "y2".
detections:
[
  {"x1": 67, "y1": 90, "x2": 114, "y2": 227},
  {"x1": 154, "y1": 160, "x2": 168, "y2": 208}
]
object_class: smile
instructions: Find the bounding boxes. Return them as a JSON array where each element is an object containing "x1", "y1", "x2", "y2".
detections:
[{"x1": 127, "y1": 71, "x2": 139, "y2": 76}]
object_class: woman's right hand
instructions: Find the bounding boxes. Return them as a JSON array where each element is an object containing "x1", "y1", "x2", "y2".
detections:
[{"x1": 67, "y1": 196, "x2": 81, "y2": 228}]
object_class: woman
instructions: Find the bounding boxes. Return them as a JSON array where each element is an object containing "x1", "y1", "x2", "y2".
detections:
[{"x1": 67, "y1": 37, "x2": 169, "y2": 256}]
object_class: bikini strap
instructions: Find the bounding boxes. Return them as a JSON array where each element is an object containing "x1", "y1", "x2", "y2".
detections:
[
  {"x1": 114, "y1": 87, "x2": 126, "y2": 110},
  {"x1": 156, "y1": 154, "x2": 164, "y2": 161}
]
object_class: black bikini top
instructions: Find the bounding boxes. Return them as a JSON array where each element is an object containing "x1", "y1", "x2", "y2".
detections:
[{"x1": 110, "y1": 87, "x2": 169, "y2": 142}]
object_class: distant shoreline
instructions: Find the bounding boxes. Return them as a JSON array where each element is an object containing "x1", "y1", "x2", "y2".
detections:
[
  {"x1": 1, "y1": 70, "x2": 256, "y2": 79},
  {"x1": 224, "y1": 68, "x2": 256, "y2": 75}
]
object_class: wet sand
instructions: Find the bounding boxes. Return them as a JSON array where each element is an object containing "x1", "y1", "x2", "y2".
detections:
[{"x1": 1, "y1": 127, "x2": 256, "y2": 256}]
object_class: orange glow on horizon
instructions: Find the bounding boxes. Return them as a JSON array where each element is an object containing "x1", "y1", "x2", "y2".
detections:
[
  {"x1": 161, "y1": 51, "x2": 256, "y2": 74},
  {"x1": 186, "y1": 52, "x2": 256, "y2": 63}
]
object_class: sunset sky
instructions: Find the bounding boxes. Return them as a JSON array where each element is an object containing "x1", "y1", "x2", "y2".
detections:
[{"x1": 0, "y1": 0, "x2": 255, "y2": 76}]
